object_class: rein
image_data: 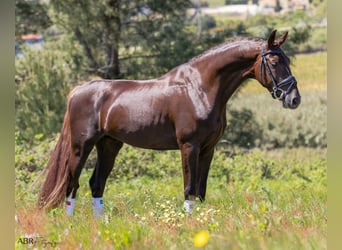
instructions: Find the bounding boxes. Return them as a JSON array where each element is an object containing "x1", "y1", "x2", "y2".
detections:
[{"x1": 259, "y1": 44, "x2": 297, "y2": 100}]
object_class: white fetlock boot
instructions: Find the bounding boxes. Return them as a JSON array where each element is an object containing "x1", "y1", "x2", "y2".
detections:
[
  {"x1": 66, "y1": 197, "x2": 75, "y2": 216},
  {"x1": 92, "y1": 197, "x2": 104, "y2": 217},
  {"x1": 184, "y1": 200, "x2": 196, "y2": 214}
]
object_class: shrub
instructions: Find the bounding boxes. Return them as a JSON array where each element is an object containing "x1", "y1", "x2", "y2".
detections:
[
  {"x1": 202, "y1": 15, "x2": 217, "y2": 30},
  {"x1": 209, "y1": 149, "x2": 327, "y2": 188},
  {"x1": 15, "y1": 38, "x2": 88, "y2": 143},
  {"x1": 224, "y1": 108, "x2": 263, "y2": 149},
  {"x1": 222, "y1": 90, "x2": 326, "y2": 149}
]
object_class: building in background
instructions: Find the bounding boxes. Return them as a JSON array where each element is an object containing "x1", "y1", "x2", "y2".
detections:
[
  {"x1": 15, "y1": 34, "x2": 43, "y2": 57},
  {"x1": 258, "y1": 0, "x2": 310, "y2": 12}
]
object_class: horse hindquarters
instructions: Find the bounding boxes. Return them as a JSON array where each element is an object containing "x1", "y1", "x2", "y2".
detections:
[{"x1": 38, "y1": 89, "x2": 100, "y2": 213}]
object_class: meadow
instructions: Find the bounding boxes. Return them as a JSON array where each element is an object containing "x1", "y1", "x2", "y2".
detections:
[{"x1": 15, "y1": 52, "x2": 327, "y2": 249}]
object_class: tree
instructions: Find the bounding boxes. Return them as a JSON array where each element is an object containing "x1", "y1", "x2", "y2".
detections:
[
  {"x1": 49, "y1": 0, "x2": 195, "y2": 79},
  {"x1": 15, "y1": 0, "x2": 51, "y2": 36},
  {"x1": 15, "y1": 40, "x2": 87, "y2": 142}
]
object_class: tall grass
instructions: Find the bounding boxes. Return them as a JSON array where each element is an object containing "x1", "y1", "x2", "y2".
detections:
[{"x1": 15, "y1": 148, "x2": 327, "y2": 249}]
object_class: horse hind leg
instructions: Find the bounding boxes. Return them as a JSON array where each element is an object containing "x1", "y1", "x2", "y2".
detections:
[
  {"x1": 64, "y1": 90, "x2": 105, "y2": 215},
  {"x1": 89, "y1": 137, "x2": 123, "y2": 217},
  {"x1": 64, "y1": 135, "x2": 97, "y2": 215}
]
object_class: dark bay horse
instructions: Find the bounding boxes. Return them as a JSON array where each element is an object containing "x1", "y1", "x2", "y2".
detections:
[{"x1": 38, "y1": 30, "x2": 300, "y2": 215}]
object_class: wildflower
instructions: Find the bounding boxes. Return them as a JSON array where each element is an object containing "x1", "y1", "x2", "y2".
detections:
[
  {"x1": 260, "y1": 204, "x2": 267, "y2": 214},
  {"x1": 193, "y1": 230, "x2": 210, "y2": 248},
  {"x1": 259, "y1": 222, "x2": 266, "y2": 231}
]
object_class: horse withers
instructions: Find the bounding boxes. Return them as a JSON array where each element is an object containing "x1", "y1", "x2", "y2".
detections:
[{"x1": 38, "y1": 30, "x2": 300, "y2": 216}]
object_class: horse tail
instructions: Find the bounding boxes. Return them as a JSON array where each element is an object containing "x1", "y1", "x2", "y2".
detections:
[{"x1": 37, "y1": 101, "x2": 72, "y2": 210}]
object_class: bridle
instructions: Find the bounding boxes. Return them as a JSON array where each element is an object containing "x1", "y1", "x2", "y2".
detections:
[{"x1": 259, "y1": 43, "x2": 298, "y2": 100}]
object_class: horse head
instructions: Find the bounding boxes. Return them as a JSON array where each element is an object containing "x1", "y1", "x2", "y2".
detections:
[{"x1": 256, "y1": 30, "x2": 301, "y2": 109}]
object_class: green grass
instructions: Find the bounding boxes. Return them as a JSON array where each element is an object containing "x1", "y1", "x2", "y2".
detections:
[{"x1": 15, "y1": 148, "x2": 327, "y2": 249}]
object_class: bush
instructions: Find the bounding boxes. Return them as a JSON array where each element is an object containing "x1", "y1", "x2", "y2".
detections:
[
  {"x1": 222, "y1": 90, "x2": 327, "y2": 149},
  {"x1": 224, "y1": 108, "x2": 263, "y2": 149},
  {"x1": 202, "y1": 15, "x2": 217, "y2": 30},
  {"x1": 209, "y1": 148, "x2": 327, "y2": 191},
  {"x1": 15, "y1": 131, "x2": 57, "y2": 193},
  {"x1": 15, "y1": 37, "x2": 88, "y2": 143}
]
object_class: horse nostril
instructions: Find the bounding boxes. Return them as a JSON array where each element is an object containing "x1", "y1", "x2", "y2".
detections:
[{"x1": 291, "y1": 97, "x2": 300, "y2": 107}]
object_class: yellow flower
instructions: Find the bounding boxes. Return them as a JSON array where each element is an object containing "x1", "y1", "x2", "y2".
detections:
[
  {"x1": 260, "y1": 204, "x2": 267, "y2": 214},
  {"x1": 193, "y1": 230, "x2": 210, "y2": 248}
]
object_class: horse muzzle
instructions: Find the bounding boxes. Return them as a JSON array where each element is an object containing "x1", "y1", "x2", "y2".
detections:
[
  {"x1": 270, "y1": 75, "x2": 300, "y2": 109},
  {"x1": 283, "y1": 88, "x2": 301, "y2": 109}
]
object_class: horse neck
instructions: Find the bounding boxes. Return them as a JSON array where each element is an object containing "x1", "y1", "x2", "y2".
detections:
[{"x1": 191, "y1": 39, "x2": 262, "y2": 113}]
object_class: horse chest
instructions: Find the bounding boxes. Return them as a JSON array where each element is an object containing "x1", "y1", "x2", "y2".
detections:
[{"x1": 199, "y1": 115, "x2": 226, "y2": 145}]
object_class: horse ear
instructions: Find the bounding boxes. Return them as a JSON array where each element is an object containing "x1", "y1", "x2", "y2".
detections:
[
  {"x1": 275, "y1": 31, "x2": 288, "y2": 46},
  {"x1": 267, "y1": 30, "x2": 277, "y2": 48}
]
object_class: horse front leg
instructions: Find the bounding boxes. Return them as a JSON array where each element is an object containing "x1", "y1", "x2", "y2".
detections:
[
  {"x1": 179, "y1": 141, "x2": 200, "y2": 213},
  {"x1": 196, "y1": 148, "x2": 215, "y2": 202}
]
